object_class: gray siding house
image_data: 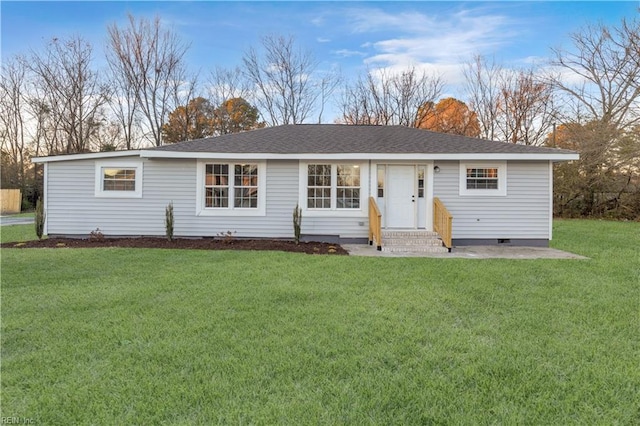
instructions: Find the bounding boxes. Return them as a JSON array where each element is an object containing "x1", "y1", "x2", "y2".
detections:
[{"x1": 33, "y1": 124, "x2": 578, "y2": 247}]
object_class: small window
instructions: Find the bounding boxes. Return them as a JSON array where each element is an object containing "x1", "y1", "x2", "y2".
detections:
[
  {"x1": 103, "y1": 168, "x2": 136, "y2": 192},
  {"x1": 95, "y1": 161, "x2": 143, "y2": 198},
  {"x1": 459, "y1": 162, "x2": 506, "y2": 196},
  {"x1": 466, "y1": 167, "x2": 499, "y2": 190},
  {"x1": 417, "y1": 167, "x2": 425, "y2": 198},
  {"x1": 377, "y1": 165, "x2": 385, "y2": 198}
]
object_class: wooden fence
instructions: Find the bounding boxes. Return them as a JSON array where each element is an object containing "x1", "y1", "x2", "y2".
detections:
[{"x1": 0, "y1": 189, "x2": 22, "y2": 214}]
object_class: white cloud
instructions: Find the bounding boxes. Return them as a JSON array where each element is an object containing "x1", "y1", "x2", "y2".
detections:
[
  {"x1": 348, "y1": 9, "x2": 437, "y2": 34},
  {"x1": 347, "y1": 7, "x2": 515, "y2": 66},
  {"x1": 339, "y1": 6, "x2": 521, "y2": 88},
  {"x1": 317, "y1": 37, "x2": 331, "y2": 43},
  {"x1": 334, "y1": 49, "x2": 367, "y2": 58}
]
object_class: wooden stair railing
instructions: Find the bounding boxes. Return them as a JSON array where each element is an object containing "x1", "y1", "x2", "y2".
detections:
[
  {"x1": 433, "y1": 197, "x2": 453, "y2": 251},
  {"x1": 368, "y1": 197, "x2": 382, "y2": 251}
]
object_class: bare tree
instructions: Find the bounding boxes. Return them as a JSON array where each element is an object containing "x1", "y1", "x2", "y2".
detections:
[
  {"x1": 463, "y1": 55, "x2": 503, "y2": 140},
  {"x1": 0, "y1": 56, "x2": 28, "y2": 190},
  {"x1": 548, "y1": 18, "x2": 640, "y2": 218},
  {"x1": 243, "y1": 35, "x2": 337, "y2": 125},
  {"x1": 499, "y1": 69, "x2": 556, "y2": 145},
  {"x1": 549, "y1": 19, "x2": 640, "y2": 129},
  {"x1": 208, "y1": 66, "x2": 251, "y2": 109},
  {"x1": 106, "y1": 14, "x2": 192, "y2": 146},
  {"x1": 105, "y1": 39, "x2": 139, "y2": 150},
  {"x1": 464, "y1": 55, "x2": 557, "y2": 145},
  {"x1": 28, "y1": 36, "x2": 110, "y2": 154},
  {"x1": 95, "y1": 120, "x2": 125, "y2": 151},
  {"x1": 315, "y1": 65, "x2": 341, "y2": 124},
  {"x1": 340, "y1": 67, "x2": 443, "y2": 126}
]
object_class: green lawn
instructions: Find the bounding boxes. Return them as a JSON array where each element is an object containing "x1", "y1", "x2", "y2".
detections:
[
  {"x1": 0, "y1": 221, "x2": 38, "y2": 245},
  {"x1": 1, "y1": 220, "x2": 639, "y2": 424}
]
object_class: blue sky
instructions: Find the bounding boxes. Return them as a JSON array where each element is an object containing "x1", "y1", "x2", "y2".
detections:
[{"x1": 1, "y1": 1, "x2": 638, "y2": 101}]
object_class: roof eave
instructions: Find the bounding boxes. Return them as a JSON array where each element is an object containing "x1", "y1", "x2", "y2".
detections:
[
  {"x1": 140, "y1": 150, "x2": 579, "y2": 161},
  {"x1": 32, "y1": 150, "x2": 143, "y2": 163}
]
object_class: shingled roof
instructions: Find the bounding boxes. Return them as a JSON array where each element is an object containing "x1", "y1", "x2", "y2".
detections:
[{"x1": 146, "y1": 124, "x2": 574, "y2": 155}]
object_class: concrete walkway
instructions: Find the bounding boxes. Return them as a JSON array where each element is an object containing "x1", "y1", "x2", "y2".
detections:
[{"x1": 343, "y1": 244, "x2": 588, "y2": 259}]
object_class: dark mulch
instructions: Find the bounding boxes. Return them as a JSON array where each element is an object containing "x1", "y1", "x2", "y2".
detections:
[{"x1": 1, "y1": 237, "x2": 349, "y2": 255}]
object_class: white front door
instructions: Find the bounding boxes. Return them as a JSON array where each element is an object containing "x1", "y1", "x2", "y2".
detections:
[{"x1": 386, "y1": 165, "x2": 416, "y2": 228}]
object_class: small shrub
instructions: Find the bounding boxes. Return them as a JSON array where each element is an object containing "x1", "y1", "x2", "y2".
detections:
[
  {"x1": 293, "y1": 203, "x2": 302, "y2": 244},
  {"x1": 216, "y1": 230, "x2": 236, "y2": 243},
  {"x1": 89, "y1": 228, "x2": 104, "y2": 242},
  {"x1": 35, "y1": 198, "x2": 45, "y2": 240},
  {"x1": 165, "y1": 202, "x2": 174, "y2": 241}
]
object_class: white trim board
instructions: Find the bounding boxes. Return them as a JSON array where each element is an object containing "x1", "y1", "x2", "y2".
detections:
[
  {"x1": 140, "y1": 151, "x2": 579, "y2": 161},
  {"x1": 33, "y1": 149, "x2": 578, "y2": 163},
  {"x1": 33, "y1": 150, "x2": 143, "y2": 163}
]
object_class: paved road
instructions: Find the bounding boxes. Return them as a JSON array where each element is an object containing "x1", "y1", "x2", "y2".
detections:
[{"x1": 0, "y1": 216, "x2": 35, "y2": 226}]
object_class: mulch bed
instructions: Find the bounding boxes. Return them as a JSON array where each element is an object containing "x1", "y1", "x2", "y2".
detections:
[{"x1": 1, "y1": 237, "x2": 350, "y2": 255}]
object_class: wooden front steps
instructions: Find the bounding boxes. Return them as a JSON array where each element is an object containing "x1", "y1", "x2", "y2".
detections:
[{"x1": 381, "y1": 230, "x2": 450, "y2": 254}]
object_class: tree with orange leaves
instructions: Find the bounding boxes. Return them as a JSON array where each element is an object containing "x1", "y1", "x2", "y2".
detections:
[
  {"x1": 415, "y1": 97, "x2": 481, "y2": 137},
  {"x1": 161, "y1": 97, "x2": 216, "y2": 143},
  {"x1": 213, "y1": 97, "x2": 264, "y2": 135},
  {"x1": 162, "y1": 97, "x2": 264, "y2": 143}
]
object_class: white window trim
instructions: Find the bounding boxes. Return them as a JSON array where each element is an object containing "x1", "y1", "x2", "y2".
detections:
[
  {"x1": 95, "y1": 160, "x2": 143, "y2": 198},
  {"x1": 459, "y1": 161, "x2": 507, "y2": 197},
  {"x1": 196, "y1": 160, "x2": 266, "y2": 217},
  {"x1": 298, "y1": 162, "x2": 369, "y2": 217}
]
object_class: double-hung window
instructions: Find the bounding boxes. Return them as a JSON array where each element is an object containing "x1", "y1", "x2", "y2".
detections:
[
  {"x1": 233, "y1": 164, "x2": 258, "y2": 208},
  {"x1": 95, "y1": 160, "x2": 143, "y2": 198},
  {"x1": 205, "y1": 164, "x2": 229, "y2": 208},
  {"x1": 197, "y1": 161, "x2": 265, "y2": 216},
  {"x1": 302, "y1": 163, "x2": 364, "y2": 213},
  {"x1": 307, "y1": 164, "x2": 331, "y2": 209},
  {"x1": 459, "y1": 162, "x2": 507, "y2": 196},
  {"x1": 336, "y1": 165, "x2": 360, "y2": 209}
]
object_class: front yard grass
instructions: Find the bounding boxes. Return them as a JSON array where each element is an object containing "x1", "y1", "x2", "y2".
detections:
[{"x1": 1, "y1": 220, "x2": 639, "y2": 424}]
